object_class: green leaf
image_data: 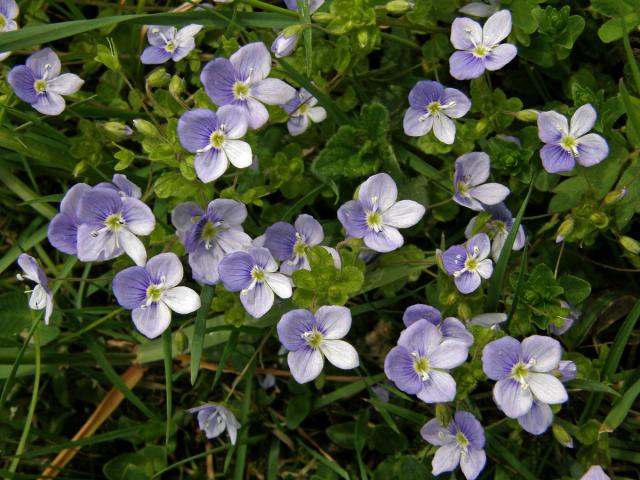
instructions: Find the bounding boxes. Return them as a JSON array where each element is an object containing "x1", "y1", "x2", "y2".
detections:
[
  {"x1": 558, "y1": 275, "x2": 591, "y2": 305},
  {"x1": 190, "y1": 285, "x2": 215, "y2": 385},
  {"x1": 286, "y1": 395, "x2": 312, "y2": 429},
  {"x1": 326, "y1": 422, "x2": 356, "y2": 450}
]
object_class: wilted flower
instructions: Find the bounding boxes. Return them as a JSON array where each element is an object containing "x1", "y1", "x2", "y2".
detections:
[
  {"x1": 403, "y1": 80, "x2": 471, "y2": 144},
  {"x1": 277, "y1": 306, "x2": 359, "y2": 383},
  {"x1": 482, "y1": 335, "x2": 569, "y2": 432},
  {"x1": 464, "y1": 203, "x2": 525, "y2": 260},
  {"x1": 218, "y1": 247, "x2": 293, "y2": 318},
  {"x1": 271, "y1": 0, "x2": 325, "y2": 58},
  {"x1": 384, "y1": 319, "x2": 469, "y2": 403},
  {"x1": 141, "y1": 24, "x2": 202, "y2": 64},
  {"x1": 113, "y1": 253, "x2": 201, "y2": 338},
  {"x1": 337, "y1": 173, "x2": 425, "y2": 253},
  {"x1": 76, "y1": 188, "x2": 155, "y2": 266},
  {"x1": 453, "y1": 152, "x2": 510, "y2": 211},
  {"x1": 580, "y1": 465, "x2": 610, "y2": 480},
  {"x1": 283, "y1": 88, "x2": 327, "y2": 136},
  {"x1": 187, "y1": 404, "x2": 241, "y2": 445},
  {"x1": 7, "y1": 48, "x2": 84, "y2": 115},
  {"x1": 171, "y1": 199, "x2": 252, "y2": 285},
  {"x1": 537, "y1": 104, "x2": 609, "y2": 173},
  {"x1": 264, "y1": 214, "x2": 324, "y2": 274},
  {"x1": 201, "y1": 42, "x2": 296, "y2": 129},
  {"x1": 449, "y1": 10, "x2": 517, "y2": 80},
  {"x1": 177, "y1": 106, "x2": 251, "y2": 183},
  {"x1": 48, "y1": 183, "x2": 92, "y2": 255},
  {"x1": 421, "y1": 411, "x2": 486, "y2": 480},
  {"x1": 0, "y1": 0, "x2": 19, "y2": 62},
  {"x1": 550, "y1": 300, "x2": 580, "y2": 335},
  {"x1": 442, "y1": 233, "x2": 493, "y2": 294},
  {"x1": 403, "y1": 304, "x2": 474, "y2": 347},
  {"x1": 17, "y1": 254, "x2": 53, "y2": 324}
]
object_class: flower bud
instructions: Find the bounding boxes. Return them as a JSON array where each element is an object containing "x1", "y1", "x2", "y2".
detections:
[
  {"x1": 146, "y1": 68, "x2": 171, "y2": 88},
  {"x1": 620, "y1": 236, "x2": 640, "y2": 255},
  {"x1": 435, "y1": 403, "x2": 451, "y2": 426},
  {"x1": 133, "y1": 118, "x2": 160, "y2": 137},
  {"x1": 312, "y1": 12, "x2": 333, "y2": 24},
  {"x1": 603, "y1": 187, "x2": 627, "y2": 206},
  {"x1": 271, "y1": 32, "x2": 298, "y2": 58},
  {"x1": 173, "y1": 330, "x2": 189, "y2": 353},
  {"x1": 555, "y1": 217, "x2": 574, "y2": 243},
  {"x1": 589, "y1": 212, "x2": 609, "y2": 229},
  {"x1": 385, "y1": 0, "x2": 414, "y2": 14},
  {"x1": 169, "y1": 75, "x2": 185, "y2": 96},
  {"x1": 457, "y1": 303, "x2": 472, "y2": 321},
  {"x1": 516, "y1": 109, "x2": 539, "y2": 122},
  {"x1": 282, "y1": 24, "x2": 304, "y2": 38},
  {"x1": 357, "y1": 29, "x2": 371, "y2": 49},
  {"x1": 552, "y1": 424, "x2": 574, "y2": 448},
  {"x1": 102, "y1": 121, "x2": 133, "y2": 139}
]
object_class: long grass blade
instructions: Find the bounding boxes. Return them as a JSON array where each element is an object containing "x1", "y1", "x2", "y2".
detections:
[{"x1": 190, "y1": 284, "x2": 215, "y2": 385}]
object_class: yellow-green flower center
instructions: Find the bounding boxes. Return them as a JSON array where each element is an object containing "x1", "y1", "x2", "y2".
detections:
[
  {"x1": 366, "y1": 211, "x2": 383, "y2": 230},
  {"x1": 251, "y1": 267, "x2": 265, "y2": 282},
  {"x1": 201, "y1": 221, "x2": 219, "y2": 241},
  {"x1": 464, "y1": 256, "x2": 478, "y2": 271},
  {"x1": 304, "y1": 330, "x2": 323, "y2": 348},
  {"x1": 427, "y1": 101, "x2": 442, "y2": 115},
  {"x1": 413, "y1": 356, "x2": 430, "y2": 379},
  {"x1": 560, "y1": 135, "x2": 579, "y2": 156},
  {"x1": 0, "y1": 15, "x2": 6, "y2": 29},
  {"x1": 105, "y1": 213, "x2": 124, "y2": 231},
  {"x1": 298, "y1": 104, "x2": 309, "y2": 114},
  {"x1": 34, "y1": 79, "x2": 48, "y2": 93},
  {"x1": 293, "y1": 239, "x2": 307, "y2": 257},
  {"x1": 456, "y1": 432, "x2": 469, "y2": 447},
  {"x1": 146, "y1": 284, "x2": 163, "y2": 302},
  {"x1": 165, "y1": 40, "x2": 176, "y2": 52},
  {"x1": 210, "y1": 130, "x2": 225, "y2": 149},
  {"x1": 511, "y1": 362, "x2": 529, "y2": 382},
  {"x1": 457, "y1": 181, "x2": 469, "y2": 196},
  {"x1": 473, "y1": 45, "x2": 488, "y2": 57},
  {"x1": 233, "y1": 81, "x2": 250, "y2": 100}
]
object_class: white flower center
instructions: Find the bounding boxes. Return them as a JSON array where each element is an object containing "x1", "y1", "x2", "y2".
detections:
[
  {"x1": 453, "y1": 245, "x2": 481, "y2": 278},
  {"x1": 142, "y1": 276, "x2": 167, "y2": 308},
  {"x1": 559, "y1": 135, "x2": 579, "y2": 157},
  {"x1": 302, "y1": 329, "x2": 323, "y2": 348},
  {"x1": 411, "y1": 351, "x2": 431, "y2": 381},
  {"x1": 233, "y1": 81, "x2": 250, "y2": 100}
]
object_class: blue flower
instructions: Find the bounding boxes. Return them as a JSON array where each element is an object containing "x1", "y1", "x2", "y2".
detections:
[
  {"x1": 0, "y1": 0, "x2": 19, "y2": 61},
  {"x1": 187, "y1": 404, "x2": 241, "y2": 444},
  {"x1": 141, "y1": 24, "x2": 202, "y2": 64},
  {"x1": 282, "y1": 88, "x2": 327, "y2": 136},
  {"x1": 17, "y1": 254, "x2": 53, "y2": 324}
]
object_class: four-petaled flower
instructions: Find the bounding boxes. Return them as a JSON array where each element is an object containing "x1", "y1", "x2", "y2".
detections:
[
  {"x1": 177, "y1": 106, "x2": 252, "y2": 183},
  {"x1": 8, "y1": 48, "x2": 84, "y2": 115},
  {"x1": 421, "y1": 411, "x2": 486, "y2": 480},
  {"x1": 449, "y1": 10, "x2": 517, "y2": 80},
  {"x1": 277, "y1": 306, "x2": 359, "y2": 383},
  {"x1": 403, "y1": 80, "x2": 471, "y2": 144},
  {"x1": 17, "y1": 254, "x2": 53, "y2": 324},
  {"x1": 337, "y1": 173, "x2": 425, "y2": 253},
  {"x1": 482, "y1": 335, "x2": 570, "y2": 434},
  {"x1": 282, "y1": 88, "x2": 327, "y2": 136},
  {"x1": 0, "y1": 0, "x2": 19, "y2": 61},
  {"x1": 171, "y1": 199, "x2": 252, "y2": 285},
  {"x1": 537, "y1": 104, "x2": 609, "y2": 173},
  {"x1": 550, "y1": 300, "x2": 580, "y2": 336},
  {"x1": 403, "y1": 304, "x2": 474, "y2": 347},
  {"x1": 384, "y1": 319, "x2": 469, "y2": 403},
  {"x1": 77, "y1": 188, "x2": 155, "y2": 266},
  {"x1": 464, "y1": 202, "x2": 525, "y2": 261},
  {"x1": 141, "y1": 24, "x2": 202, "y2": 64},
  {"x1": 218, "y1": 247, "x2": 293, "y2": 318},
  {"x1": 442, "y1": 233, "x2": 494, "y2": 294},
  {"x1": 201, "y1": 42, "x2": 296, "y2": 129},
  {"x1": 264, "y1": 214, "x2": 324, "y2": 275},
  {"x1": 187, "y1": 404, "x2": 241, "y2": 445},
  {"x1": 113, "y1": 253, "x2": 201, "y2": 339},
  {"x1": 453, "y1": 152, "x2": 510, "y2": 211}
]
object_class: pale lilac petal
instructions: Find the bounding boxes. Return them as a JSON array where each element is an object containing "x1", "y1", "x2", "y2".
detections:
[
  {"x1": 470, "y1": 313, "x2": 507, "y2": 328},
  {"x1": 459, "y1": 2, "x2": 497, "y2": 17},
  {"x1": 162, "y1": 286, "x2": 201, "y2": 314},
  {"x1": 417, "y1": 371, "x2": 457, "y2": 403},
  {"x1": 403, "y1": 107, "x2": 433, "y2": 137},
  {"x1": 442, "y1": 245, "x2": 467, "y2": 275},
  {"x1": 0, "y1": 0, "x2": 19, "y2": 19},
  {"x1": 541, "y1": 143, "x2": 575, "y2": 173},
  {"x1": 483, "y1": 10, "x2": 512, "y2": 46},
  {"x1": 460, "y1": 448, "x2": 486, "y2": 480},
  {"x1": 271, "y1": 32, "x2": 298, "y2": 58},
  {"x1": 408, "y1": 80, "x2": 444, "y2": 108},
  {"x1": 218, "y1": 252, "x2": 254, "y2": 291},
  {"x1": 384, "y1": 346, "x2": 423, "y2": 395},
  {"x1": 147, "y1": 25, "x2": 175, "y2": 47},
  {"x1": 555, "y1": 360, "x2": 577, "y2": 382},
  {"x1": 122, "y1": 198, "x2": 155, "y2": 235},
  {"x1": 251, "y1": 78, "x2": 296, "y2": 105},
  {"x1": 364, "y1": 226, "x2": 404, "y2": 253},
  {"x1": 455, "y1": 271, "x2": 481, "y2": 294},
  {"x1": 250, "y1": 247, "x2": 278, "y2": 271},
  {"x1": 470, "y1": 183, "x2": 509, "y2": 206},
  {"x1": 449, "y1": 51, "x2": 485, "y2": 80},
  {"x1": 47, "y1": 73, "x2": 84, "y2": 95},
  {"x1": 264, "y1": 222, "x2": 296, "y2": 260},
  {"x1": 33, "y1": 92, "x2": 66, "y2": 116},
  {"x1": 27, "y1": 48, "x2": 61, "y2": 78},
  {"x1": 320, "y1": 340, "x2": 359, "y2": 370},
  {"x1": 224, "y1": 139, "x2": 253, "y2": 168},
  {"x1": 403, "y1": 304, "x2": 441, "y2": 327},
  {"x1": 358, "y1": 173, "x2": 398, "y2": 211},
  {"x1": 189, "y1": 245, "x2": 223, "y2": 285},
  {"x1": 171, "y1": 202, "x2": 204, "y2": 234},
  {"x1": 441, "y1": 317, "x2": 474, "y2": 347},
  {"x1": 307, "y1": 106, "x2": 326, "y2": 123},
  {"x1": 216, "y1": 104, "x2": 248, "y2": 139},
  {"x1": 176, "y1": 24, "x2": 203, "y2": 42},
  {"x1": 315, "y1": 305, "x2": 351, "y2": 339},
  {"x1": 570, "y1": 104, "x2": 597, "y2": 138},
  {"x1": 146, "y1": 252, "x2": 184, "y2": 287},
  {"x1": 429, "y1": 341, "x2": 469, "y2": 369},
  {"x1": 337, "y1": 200, "x2": 368, "y2": 238},
  {"x1": 265, "y1": 272, "x2": 292, "y2": 299},
  {"x1": 455, "y1": 152, "x2": 491, "y2": 186},
  {"x1": 398, "y1": 319, "x2": 443, "y2": 356},
  {"x1": 521, "y1": 335, "x2": 562, "y2": 372},
  {"x1": 494, "y1": 378, "x2": 532, "y2": 418},
  {"x1": 278, "y1": 309, "x2": 316, "y2": 350},
  {"x1": 484, "y1": 44, "x2": 517, "y2": 71},
  {"x1": 454, "y1": 411, "x2": 485, "y2": 449},
  {"x1": 209, "y1": 199, "x2": 247, "y2": 226},
  {"x1": 178, "y1": 108, "x2": 217, "y2": 152},
  {"x1": 382, "y1": 200, "x2": 425, "y2": 228},
  {"x1": 528, "y1": 373, "x2": 568, "y2": 404},
  {"x1": 482, "y1": 336, "x2": 521, "y2": 380},
  {"x1": 201, "y1": 58, "x2": 237, "y2": 106},
  {"x1": 216, "y1": 229, "x2": 252, "y2": 254},
  {"x1": 118, "y1": 229, "x2": 147, "y2": 266},
  {"x1": 475, "y1": 259, "x2": 493, "y2": 279},
  {"x1": 441, "y1": 88, "x2": 472, "y2": 118},
  {"x1": 241, "y1": 282, "x2": 274, "y2": 318},
  {"x1": 287, "y1": 115, "x2": 309, "y2": 136},
  {"x1": 295, "y1": 214, "x2": 324, "y2": 245},
  {"x1": 230, "y1": 42, "x2": 272, "y2": 81},
  {"x1": 77, "y1": 224, "x2": 119, "y2": 262},
  {"x1": 431, "y1": 443, "x2": 461, "y2": 476},
  {"x1": 537, "y1": 111, "x2": 568, "y2": 142},
  {"x1": 171, "y1": 42, "x2": 195, "y2": 62},
  {"x1": 48, "y1": 213, "x2": 80, "y2": 255},
  {"x1": 577, "y1": 133, "x2": 608, "y2": 167},
  {"x1": 517, "y1": 400, "x2": 553, "y2": 435},
  {"x1": 111, "y1": 174, "x2": 141, "y2": 199},
  {"x1": 420, "y1": 419, "x2": 454, "y2": 446},
  {"x1": 581, "y1": 466, "x2": 610, "y2": 480},
  {"x1": 245, "y1": 97, "x2": 269, "y2": 129},
  {"x1": 288, "y1": 347, "x2": 324, "y2": 383},
  {"x1": 467, "y1": 232, "x2": 491, "y2": 259},
  {"x1": 132, "y1": 302, "x2": 171, "y2": 339},
  {"x1": 7, "y1": 65, "x2": 37, "y2": 104},
  {"x1": 433, "y1": 114, "x2": 456, "y2": 144},
  {"x1": 195, "y1": 149, "x2": 229, "y2": 183},
  {"x1": 450, "y1": 17, "x2": 482, "y2": 50}
]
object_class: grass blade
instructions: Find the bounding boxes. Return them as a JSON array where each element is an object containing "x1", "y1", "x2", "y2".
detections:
[
  {"x1": 162, "y1": 329, "x2": 173, "y2": 447},
  {"x1": 486, "y1": 434, "x2": 537, "y2": 480},
  {"x1": 190, "y1": 284, "x2": 215, "y2": 385},
  {"x1": 298, "y1": 0, "x2": 312, "y2": 77},
  {"x1": 601, "y1": 375, "x2": 640, "y2": 433},
  {"x1": 313, "y1": 373, "x2": 385, "y2": 410},
  {"x1": 232, "y1": 376, "x2": 254, "y2": 480}
]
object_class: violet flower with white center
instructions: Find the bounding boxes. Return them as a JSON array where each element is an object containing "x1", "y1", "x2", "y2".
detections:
[
  {"x1": 464, "y1": 202, "x2": 525, "y2": 261},
  {"x1": 113, "y1": 253, "x2": 200, "y2": 339},
  {"x1": 482, "y1": 335, "x2": 569, "y2": 420},
  {"x1": 581, "y1": 466, "x2": 610, "y2": 480},
  {"x1": 403, "y1": 304, "x2": 474, "y2": 347},
  {"x1": 201, "y1": 42, "x2": 296, "y2": 129},
  {"x1": 0, "y1": 0, "x2": 19, "y2": 62},
  {"x1": 550, "y1": 300, "x2": 580, "y2": 335},
  {"x1": 141, "y1": 24, "x2": 202, "y2": 64},
  {"x1": 337, "y1": 173, "x2": 425, "y2": 253},
  {"x1": 403, "y1": 80, "x2": 471, "y2": 144},
  {"x1": 218, "y1": 247, "x2": 293, "y2": 318},
  {"x1": 277, "y1": 306, "x2": 359, "y2": 383},
  {"x1": 384, "y1": 319, "x2": 469, "y2": 403},
  {"x1": 76, "y1": 188, "x2": 155, "y2": 266},
  {"x1": 17, "y1": 254, "x2": 53, "y2": 324},
  {"x1": 283, "y1": 88, "x2": 327, "y2": 136},
  {"x1": 7, "y1": 48, "x2": 84, "y2": 116},
  {"x1": 421, "y1": 411, "x2": 486, "y2": 480},
  {"x1": 264, "y1": 214, "x2": 324, "y2": 275},
  {"x1": 449, "y1": 10, "x2": 517, "y2": 80},
  {"x1": 95, "y1": 174, "x2": 142, "y2": 199},
  {"x1": 170, "y1": 199, "x2": 252, "y2": 285},
  {"x1": 453, "y1": 152, "x2": 510, "y2": 211},
  {"x1": 187, "y1": 404, "x2": 241, "y2": 445},
  {"x1": 48, "y1": 183, "x2": 92, "y2": 255},
  {"x1": 537, "y1": 104, "x2": 609, "y2": 173},
  {"x1": 177, "y1": 105, "x2": 252, "y2": 183},
  {"x1": 442, "y1": 233, "x2": 493, "y2": 294}
]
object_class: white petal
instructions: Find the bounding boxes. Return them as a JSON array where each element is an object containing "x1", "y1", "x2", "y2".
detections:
[
  {"x1": 176, "y1": 24, "x2": 203, "y2": 42},
  {"x1": 265, "y1": 272, "x2": 293, "y2": 299},
  {"x1": 29, "y1": 284, "x2": 48, "y2": 311},
  {"x1": 469, "y1": 183, "x2": 510, "y2": 206},
  {"x1": 528, "y1": 373, "x2": 568, "y2": 404},
  {"x1": 320, "y1": 340, "x2": 359, "y2": 370},
  {"x1": 570, "y1": 103, "x2": 597, "y2": 138},
  {"x1": 433, "y1": 115, "x2": 456, "y2": 144},
  {"x1": 119, "y1": 229, "x2": 147, "y2": 266},
  {"x1": 475, "y1": 259, "x2": 493, "y2": 279},
  {"x1": 132, "y1": 303, "x2": 171, "y2": 339},
  {"x1": 306, "y1": 106, "x2": 327, "y2": 123},
  {"x1": 162, "y1": 286, "x2": 201, "y2": 314},
  {"x1": 382, "y1": 200, "x2": 425, "y2": 228},
  {"x1": 47, "y1": 73, "x2": 84, "y2": 96},
  {"x1": 288, "y1": 348, "x2": 324, "y2": 384},
  {"x1": 223, "y1": 140, "x2": 253, "y2": 168}
]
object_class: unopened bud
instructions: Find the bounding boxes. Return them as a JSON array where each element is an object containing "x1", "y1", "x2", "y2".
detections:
[
  {"x1": 620, "y1": 236, "x2": 640, "y2": 255},
  {"x1": 475, "y1": 118, "x2": 490, "y2": 135},
  {"x1": 516, "y1": 109, "x2": 539, "y2": 122},
  {"x1": 102, "y1": 121, "x2": 132, "y2": 139},
  {"x1": 603, "y1": 187, "x2": 627, "y2": 206},
  {"x1": 282, "y1": 24, "x2": 304, "y2": 38},
  {"x1": 385, "y1": 0, "x2": 414, "y2": 14},
  {"x1": 169, "y1": 75, "x2": 185, "y2": 96},
  {"x1": 555, "y1": 218, "x2": 574, "y2": 243},
  {"x1": 311, "y1": 12, "x2": 333, "y2": 24},
  {"x1": 146, "y1": 68, "x2": 171, "y2": 88},
  {"x1": 435, "y1": 403, "x2": 451, "y2": 426},
  {"x1": 357, "y1": 29, "x2": 371, "y2": 49},
  {"x1": 173, "y1": 330, "x2": 189, "y2": 353},
  {"x1": 589, "y1": 212, "x2": 609, "y2": 229},
  {"x1": 457, "y1": 303, "x2": 472, "y2": 321},
  {"x1": 552, "y1": 424, "x2": 574, "y2": 448},
  {"x1": 132, "y1": 118, "x2": 160, "y2": 137}
]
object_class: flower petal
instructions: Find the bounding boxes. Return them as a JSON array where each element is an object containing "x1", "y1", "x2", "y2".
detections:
[
  {"x1": 223, "y1": 139, "x2": 253, "y2": 168},
  {"x1": 320, "y1": 339, "x2": 359, "y2": 370},
  {"x1": 429, "y1": 340, "x2": 469, "y2": 369},
  {"x1": 537, "y1": 111, "x2": 568, "y2": 142},
  {"x1": 433, "y1": 114, "x2": 457, "y2": 144},
  {"x1": 482, "y1": 10, "x2": 512, "y2": 46},
  {"x1": 27, "y1": 48, "x2": 61, "y2": 78},
  {"x1": 241, "y1": 282, "x2": 274, "y2": 318},
  {"x1": 455, "y1": 271, "x2": 481, "y2": 294},
  {"x1": 287, "y1": 115, "x2": 309, "y2": 136},
  {"x1": 442, "y1": 245, "x2": 467, "y2": 275},
  {"x1": 307, "y1": 106, "x2": 327, "y2": 123},
  {"x1": 230, "y1": 42, "x2": 272, "y2": 81},
  {"x1": 216, "y1": 229, "x2": 252, "y2": 254},
  {"x1": 189, "y1": 245, "x2": 223, "y2": 285},
  {"x1": 521, "y1": 335, "x2": 562, "y2": 372},
  {"x1": 277, "y1": 308, "x2": 316, "y2": 351},
  {"x1": 162, "y1": 286, "x2": 201, "y2": 314},
  {"x1": 398, "y1": 319, "x2": 443, "y2": 356},
  {"x1": 517, "y1": 400, "x2": 553, "y2": 435},
  {"x1": 441, "y1": 88, "x2": 472, "y2": 118},
  {"x1": 295, "y1": 214, "x2": 324, "y2": 245},
  {"x1": 250, "y1": 246, "x2": 278, "y2": 271},
  {"x1": 570, "y1": 103, "x2": 597, "y2": 138},
  {"x1": 195, "y1": 149, "x2": 229, "y2": 183},
  {"x1": 48, "y1": 213, "x2": 80, "y2": 255},
  {"x1": 475, "y1": 258, "x2": 493, "y2": 279},
  {"x1": 540, "y1": 143, "x2": 575, "y2": 173},
  {"x1": 577, "y1": 133, "x2": 608, "y2": 167},
  {"x1": 403, "y1": 107, "x2": 433, "y2": 137},
  {"x1": 403, "y1": 304, "x2": 442, "y2": 327},
  {"x1": 7, "y1": 65, "x2": 37, "y2": 104},
  {"x1": 382, "y1": 200, "x2": 425, "y2": 228},
  {"x1": 449, "y1": 51, "x2": 486, "y2": 81},
  {"x1": 417, "y1": 370, "x2": 457, "y2": 403},
  {"x1": 358, "y1": 173, "x2": 398, "y2": 212},
  {"x1": 201, "y1": 58, "x2": 237, "y2": 106},
  {"x1": 337, "y1": 200, "x2": 368, "y2": 238},
  {"x1": 218, "y1": 251, "x2": 254, "y2": 291},
  {"x1": 288, "y1": 347, "x2": 324, "y2": 383},
  {"x1": 265, "y1": 272, "x2": 293, "y2": 299},
  {"x1": 216, "y1": 104, "x2": 248, "y2": 139},
  {"x1": 408, "y1": 80, "x2": 444, "y2": 108},
  {"x1": 482, "y1": 336, "x2": 521, "y2": 380},
  {"x1": 469, "y1": 183, "x2": 510, "y2": 206},
  {"x1": 118, "y1": 229, "x2": 148, "y2": 266},
  {"x1": 431, "y1": 443, "x2": 461, "y2": 476},
  {"x1": 384, "y1": 346, "x2": 423, "y2": 395},
  {"x1": 455, "y1": 152, "x2": 491, "y2": 186},
  {"x1": 441, "y1": 317, "x2": 475, "y2": 347},
  {"x1": 454, "y1": 411, "x2": 485, "y2": 449},
  {"x1": 451, "y1": 17, "x2": 482, "y2": 50},
  {"x1": 263, "y1": 222, "x2": 296, "y2": 260},
  {"x1": 245, "y1": 97, "x2": 270, "y2": 129},
  {"x1": 528, "y1": 372, "x2": 568, "y2": 404},
  {"x1": 77, "y1": 224, "x2": 120, "y2": 262},
  {"x1": 484, "y1": 43, "x2": 517, "y2": 71},
  {"x1": 178, "y1": 108, "x2": 217, "y2": 153},
  {"x1": 460, "y1": 448, "x2": 486, "y2": 480},
  {"x1": 315, "y1": 305, "x2": 352, "y2": 339},
  {"x1": 33, "y1": 91, "x2": 66, "y2": 116},
  {"x1": 364, "y1": 225, "x2": 404, "y2": 253},
  {"x1": 493, "y1": 378, "x2": 533, "y2": 418},
  {"x1": 132, "y1": 302, "x2": 171, "y2": 339},
  {"x1": 420, "y1": 418, "x2": 453, "y2": 446},
  {"x1": 251, "y1": 78, "x2": 296, "y2": 105},
  {"x1": 47, "y1": 73, "x2": 84, "y2": 95},
  {"x1": 122, "y1": 198, "x2": 155, "y2": 235}
]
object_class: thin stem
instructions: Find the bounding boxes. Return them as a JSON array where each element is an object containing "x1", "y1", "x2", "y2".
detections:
[
  {"x1": 425, "y1": 197, "x2": 453, "y2": 209},
  {"x1": 239, "y1": 0, "x2": 297, "y2": 16},
  {"x1": 162, "y1": 329, "x2": 173, "y2": 447},
  {"x1": 225, "y1": 327, "x2": 274, "y2": 402},
  {"x1": 9, "y1": 320, "x2": 41, "y2": 473},
  {"x1": 554, "y1": 240, "x2": 565, "y2": 279}
]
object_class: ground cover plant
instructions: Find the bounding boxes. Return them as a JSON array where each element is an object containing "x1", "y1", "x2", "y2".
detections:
[{"x1": 1, "y1": 0, "x2": 640, "y2": 478}]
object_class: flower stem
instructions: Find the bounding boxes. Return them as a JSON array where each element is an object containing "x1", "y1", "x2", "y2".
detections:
[{"x1": 239, "y1": 0, "x2": 298, "y2": 17}]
